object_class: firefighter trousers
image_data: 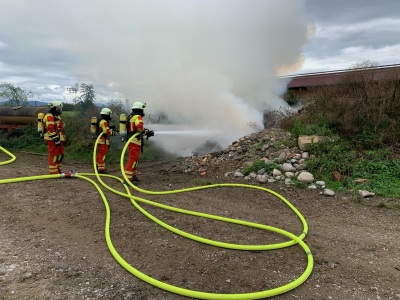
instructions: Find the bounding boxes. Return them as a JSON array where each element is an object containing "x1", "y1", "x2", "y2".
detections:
[
  {"x1": 96, "y1": 144, "x2": 109, "y2": 171},
  {"x1": 46, "y1": 140, "x2": 64, "y2": 174},
  {"x1": 124, "y1": 143, "x2": 141, "y2": 181}
]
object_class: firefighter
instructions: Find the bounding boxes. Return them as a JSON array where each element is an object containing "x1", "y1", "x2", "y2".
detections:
[
  {"x1": 124, "y1": 101, "x2": 146, "y2": 182},
  {"x1": 96, "y1": 108, "x2": 116, "y2": 174},
  {"x1": 43, "y1": 100, "x2": 65, "y2": 174}
]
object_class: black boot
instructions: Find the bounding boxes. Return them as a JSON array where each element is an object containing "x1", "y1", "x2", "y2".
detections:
[{"x1": 131, "y1": 176, "x2": 140, "y2": 182}]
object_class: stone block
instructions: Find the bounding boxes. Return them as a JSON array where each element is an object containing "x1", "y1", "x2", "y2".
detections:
[{"x1": 298, "y1": 135, "x2": 322, "y2": 151}]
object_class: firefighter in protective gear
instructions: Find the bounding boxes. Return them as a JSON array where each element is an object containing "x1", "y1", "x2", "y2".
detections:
[
  {"x1": 124, "y1": 101, "x2": 146, "y2": 182},
  {"x1": 96, "y1": 108, "x2": 116, "y2": 174},
  {"x1": 43, "y1": 100, "x2": 65, "y2": 174}
]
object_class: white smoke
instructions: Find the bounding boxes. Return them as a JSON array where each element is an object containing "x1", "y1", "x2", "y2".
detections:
[{"x1": 1, "y1": 0, "x2": 311, "y2": 155}]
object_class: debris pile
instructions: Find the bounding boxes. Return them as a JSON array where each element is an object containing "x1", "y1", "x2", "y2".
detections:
[
  {"x1": 166, "y1": 128, "x2": 377, "y2": 198},
  {"x1": 168, "y1": 128, "x2": 312, "y2": 182}
]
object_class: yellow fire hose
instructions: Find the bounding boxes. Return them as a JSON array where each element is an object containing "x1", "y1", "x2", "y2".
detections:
[
  {"x1": 0, "y1": 135, "x2": 314, "y2": 299},
  {"x1": 0, "y1": 146, "x2": 16, "y2": 165}
]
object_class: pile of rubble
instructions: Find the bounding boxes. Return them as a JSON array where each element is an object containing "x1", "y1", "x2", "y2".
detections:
[
  {"x1": 168, "y1": 128, "x2": 329, "y2": 187},
  {"x1": 167, "y1": 128, "x2": 378, "y2": 198}
]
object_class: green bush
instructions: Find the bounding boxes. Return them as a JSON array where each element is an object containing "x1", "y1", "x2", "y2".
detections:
[
  {"x1": 349, "y1": 159, "x2": 400, "y2": 197},
  {"x1": 307, "y1": 142, "x2": 355, "y2": 173},
  {"x1": 290, "y1": 116, "x2": 334, "y2": 140},
  {"x1": 0, "y1": 126, "x2": 47, "y2": 152},
  {"x1": 305, "y1": 142, "x2": 400, "y2": 198},
  {"x1": 292, "y1": 63, "x2": 400, "y2": 150}
]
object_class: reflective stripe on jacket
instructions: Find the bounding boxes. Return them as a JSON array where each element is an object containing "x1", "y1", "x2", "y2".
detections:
[
  {"x1": 128, "y1": 114, "x2": 144, "y2": 146},
  {"x1": 98, "y1": 119, "x2": 112, "y2": 145},
  {"x1": 58, "y1": 116, "x2": 65, "y2": 141},
  {"x1": 43, "y1": 113, "x2": 63, "y2": 141}
]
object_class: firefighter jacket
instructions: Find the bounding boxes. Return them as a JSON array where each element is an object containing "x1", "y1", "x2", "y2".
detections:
[
  {"x1": 98, "y1": 119, "x2": 113, "y2": 145},
  {"x1": 128, "y1": 114, "x2": 144, "y2": 146},
  {"x1": 43, "y1": 113, "x2": 65, "y2": 142}
]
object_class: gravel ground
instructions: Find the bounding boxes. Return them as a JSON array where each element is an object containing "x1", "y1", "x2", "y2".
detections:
[{"x1": 0, "y1": 150, "x2": 399, "y2": 300}]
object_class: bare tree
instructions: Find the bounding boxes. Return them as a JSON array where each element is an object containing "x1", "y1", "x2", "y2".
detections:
[{"x1": 66, "y1": 83, "x2": 79, "y2": 105}]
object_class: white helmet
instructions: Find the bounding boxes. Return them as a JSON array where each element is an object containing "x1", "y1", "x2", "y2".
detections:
[
  {"x1": 100, "y1": 108, "x2": 112, "y2": 116},
  {"x1": 48, "y1": 100, "x2": 63, "y2": 113},
  {"x1": 49, "y1": 100, "x2": 63, "y2": 108},
  {"x1": 132, "y1": 101, "x2": 146, "y2": 110}
]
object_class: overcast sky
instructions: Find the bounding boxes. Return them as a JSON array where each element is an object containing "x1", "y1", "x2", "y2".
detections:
[
  {"x1": 1, "y1": 0, "x2": 399, "y2": 154},
  {"x1": 301, "y1": 0, "x2": 400, "y2": 74}
]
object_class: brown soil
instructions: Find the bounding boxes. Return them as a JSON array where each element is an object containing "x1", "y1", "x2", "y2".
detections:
[{"x1": 0, "y1": 151, "x2": 399, "y2": 300}]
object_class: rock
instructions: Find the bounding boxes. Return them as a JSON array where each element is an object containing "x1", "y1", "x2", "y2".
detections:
[
  {"x1": 272, "y1": 169, "x2": 282, "y2": 176},
  {"x1": 298, "y1": 135, "x2": 323, "y2": 151},
  {"x1": 276, "y1": 151, "x2": 287, "y2": 163},
  {"x1": 296, "y1": 163, "x2": 307, "y2": 170},
  {"x1": 261, "y1": 158, "x2": 273, "y2": 164},
  {"x1": 293, "y1": 153, "x2": 302, "y2": 160},
  {"x1": 323, "y1": 189, "x2": 335, "y2": 196},
  {"x1": 354, "y1": 178, "x2": 371, "y2": 183},
  {"x1": 285, "y1": 172, "x2": 295, "y2": 178},
  {"x1": 284, "y1": 178, "x2": 293, "y2": 185},
  {"x1": 257, "y1": 168, "x2": 266, "y2": 175},
  {"x1": 315, "y1": 181, "x2": 326, "y2": 188},
  {"x1": 358, "y1": 190, "x2": 375, "y2": 198},
  {"x1": 256, "y1": 175, "x2": 268, "y2": 183},
  {"x1": 297, "y1": 171, "x2": 314, "y2": 183},
  {"x1": 282, "y1": 163, "x2": 296, "y2": 172}
]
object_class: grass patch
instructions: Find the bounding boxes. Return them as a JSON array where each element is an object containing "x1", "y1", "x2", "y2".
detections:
[{"x1": 302, "y1": 139, "x2": 400, "y2": 198}]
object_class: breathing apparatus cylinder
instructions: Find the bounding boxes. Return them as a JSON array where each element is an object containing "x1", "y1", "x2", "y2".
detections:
[
  {"x1": 90, "y1": 116, "x2": 97, "y2": 135},
  {"x1": 119, "y1": 114, "x2": 127, "y2": 142},
  {"x1": 37, "y1": 112, "x2": 45, "y2": 138}
]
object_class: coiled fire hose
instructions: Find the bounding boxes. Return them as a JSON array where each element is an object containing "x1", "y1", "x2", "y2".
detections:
[{"x1": 0, "y1": 137, "x2": 313, "y2": 299}]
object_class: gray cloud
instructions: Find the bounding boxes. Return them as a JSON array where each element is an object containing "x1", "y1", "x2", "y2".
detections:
[
  {"x1": 304, "y1": 0, "x2": 400, "y2": 25},
  {"x1": 298, "y1": 0, "x2": 400, "y2": 73}
]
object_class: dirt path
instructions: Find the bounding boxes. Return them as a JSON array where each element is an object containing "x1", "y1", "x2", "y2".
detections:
[{"x1": 0, "y1": 151, "x2": 399, "y2": 299}]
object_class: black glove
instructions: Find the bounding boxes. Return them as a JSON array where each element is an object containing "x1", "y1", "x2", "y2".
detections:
[
  {"x1": 144, "y1": 129, "x2": 154, "y2": 140},
  {"x1": 54, "y1": 137, "x2": 61, "y2": 146},
  {"x1": 112, "y1": 129, "x2": 117, "y2": 136}
]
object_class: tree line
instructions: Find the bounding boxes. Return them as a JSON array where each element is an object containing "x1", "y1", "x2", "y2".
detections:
[{"x1": 0, "y1": 82, "x2": 112, "y2": 113}]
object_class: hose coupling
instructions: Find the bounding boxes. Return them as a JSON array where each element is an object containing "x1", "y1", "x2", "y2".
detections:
[{"x1": 60, "y1": 169, "x2": 77, "y2": 178}]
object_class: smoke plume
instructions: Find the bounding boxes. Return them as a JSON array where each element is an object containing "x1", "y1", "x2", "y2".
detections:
[{"x1": 2, "y1": 0, "x2": 311, "y2": 155}]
